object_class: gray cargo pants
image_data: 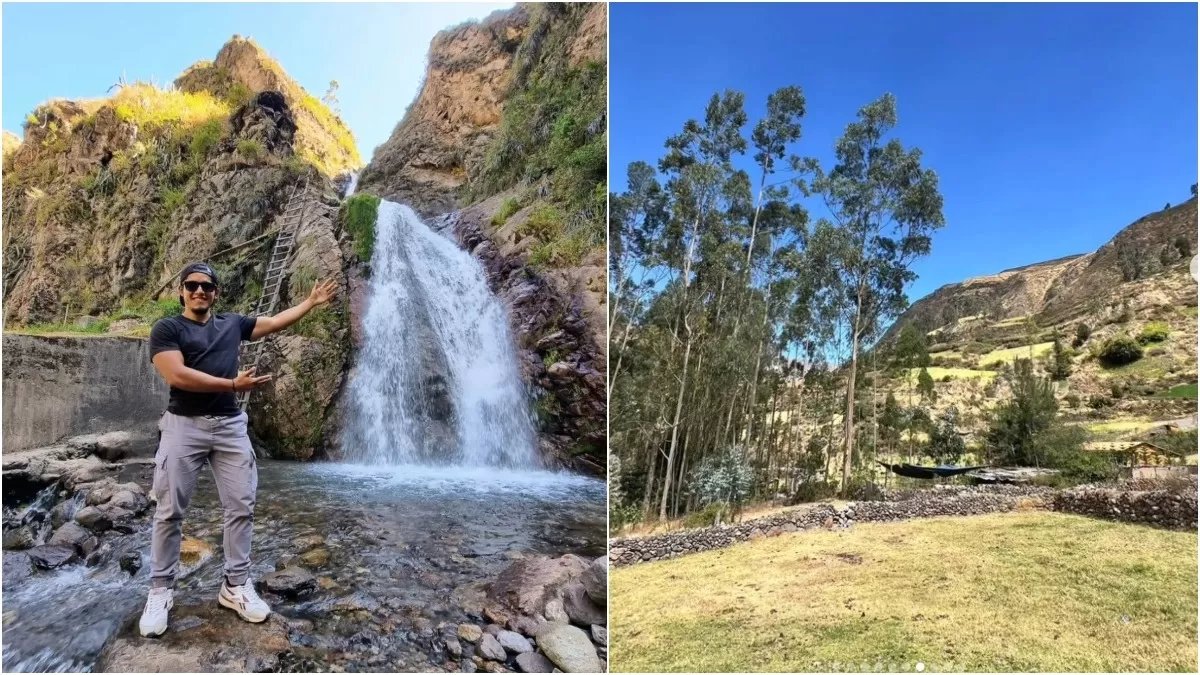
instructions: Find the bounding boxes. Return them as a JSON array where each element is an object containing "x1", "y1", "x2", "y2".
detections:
[{"x1": 149, "y1": 410, "x2": 258, "y2": 588}]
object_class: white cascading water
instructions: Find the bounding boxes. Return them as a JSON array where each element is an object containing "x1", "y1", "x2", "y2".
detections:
[{"x1": 343, "y1": 201, "x2": 541, "y2": 469}]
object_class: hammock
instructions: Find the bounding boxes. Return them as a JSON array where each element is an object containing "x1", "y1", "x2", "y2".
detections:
[{"x1": 877, "y1": 461, "x2": 989, "y2": 480}]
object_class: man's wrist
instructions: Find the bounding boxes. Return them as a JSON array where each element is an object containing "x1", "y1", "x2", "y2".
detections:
[{"x1": 230, "y1": 377, "x2": 237, "y2": 393}]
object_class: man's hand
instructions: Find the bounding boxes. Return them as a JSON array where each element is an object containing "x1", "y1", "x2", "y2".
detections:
[
  {"x1": 233, "y1": 367, "x2": 273, "y2": 392},
  {"x1": 308, "y1": 279, "x2": 337, "y2": 306}
]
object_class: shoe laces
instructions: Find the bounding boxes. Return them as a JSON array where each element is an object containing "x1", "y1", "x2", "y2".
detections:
[
  {"x1": 228, "y1": 581, "x2": 263, "y2": 603},
  {"x1": 146, "y1": 589, "x2": 172, "y2": 612}
]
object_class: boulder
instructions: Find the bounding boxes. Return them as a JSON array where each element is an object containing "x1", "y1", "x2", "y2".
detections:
[
  {"x1": 74, "y1": 505, "x2": 113, "y2": 532},
  {"x1": 28, "y1": 544, "x2": 79, "y2": 569},
  {"x1": 579, "y1": 557, "x2": 606, "y2": 607},
  {"x1": 497, "y1": 629, "x2": 533, "y2": 654},
  {"x1": 49, "y1": 522, "x2": 92, "y2": 550},
  {"x1": 2, "y1": 526, "x2": 35, "y2": 550},
  {"x1": 534, "y1": 623, "x2": 603, "y2": 673},
  {"x1": 514, "y1": 652, "x2": 556, "y2": 673},
  {"x1": 96, "y1": 602, "x2": 291, "y2": 672},
  {"x1": 560, "y1": 582, "x2": 605, "y2": 627},
  {"x1": 478, "y1": 633, "x2": 507, "y2": 661},
  {"x1": 590, "y1": 625, "x2": 607, "y2": 646},
  {"x1": 120, "y1": 551, "x2": 142, "y2": 575},
  {"x1": 67, "y1": 432, "x2": 138, "y2": 462},
  {"x1": 458, "y1": 623, "x2": 483, "y2": 643},
  {"x1": 489, "y1": 555, "x2": 589, "y2": 618},
  {"x1": 260, "y1": 567, "x2": 317, "y2": 598}
]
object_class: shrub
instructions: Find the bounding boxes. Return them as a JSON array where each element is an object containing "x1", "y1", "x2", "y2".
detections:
[
  {"x1": 341, "y1": 194, "x2": 381, "y2": 263},
  {"x1": 1137, "y1": 321, "x2": 1169, "y2": 344},
  {"x1": 1064, "y1": 393, "x2": 1081, "y2": 408},
  {"x1": 691, "y1": 445, "x2": 755, "y2": 514},
  {"x1": 1073, "y1": 323, "x2": 1091, "y2": 348},
  {"x1": 518, "y1": 204, "x2": 564, "y2": 242},
  {"x1": 609, "y1": 504, "x2": 642, "y2": 533},
  {"x1": 1087, "y1": 394, "x2": 1113, "y2": 409},
  {"x1": 787, "y1": 480, "x2": 836, "y2": 505},
  {"x1": 188, "y1": 118, "x2": 226, "y2": 160},
  {"x1": 683, "y1": 503, "x2": 724, "y2": 529},
  {"x1": 492, "y1": 197, "x2": 521, "y2": 226},
  {"x1": 1098, "y1": 334, "x2": 1143, "y2": 366},
  {"x1": 1110, "y1": 383, "x2": 1124, "y2": 399},
  {"x1": 236, "y1": 139, "x2": 263, "y2": 159},
  {"x1": 941, "y1": 375, "x2": 953, "y2": 382}
]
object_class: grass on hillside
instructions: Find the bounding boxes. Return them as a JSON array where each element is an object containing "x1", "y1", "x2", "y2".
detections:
[
  {"x1": 1155, "y1": 383, "x2": 1198, "y2": 399},
  {"x1": 1081, "y1": 419, "x2": 1162, "y2": 436},
  {"x1": 904, "y1": 367, "x2": 996, "y2": 383},
  {"x1": 610, "y1": 512, "x2": 1197, "y2": 673},
  {"x1": 978, "y1": 341, "x2": 1054, "y2": 366}
]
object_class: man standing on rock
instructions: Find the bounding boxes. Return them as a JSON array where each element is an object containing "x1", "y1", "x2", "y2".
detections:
[{"x1": 139, "y1": 261, "x2": 336, "y2": 637}]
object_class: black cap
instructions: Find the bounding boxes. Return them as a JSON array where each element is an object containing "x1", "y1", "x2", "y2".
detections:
[{"x1": 179, "y1": 262, "x2": 219, "y2": 286}]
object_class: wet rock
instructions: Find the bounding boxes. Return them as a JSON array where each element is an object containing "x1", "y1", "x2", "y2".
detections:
[
  {"x1": 580, "y1": 557, "x2": 606, "y2": 607},
  {"x1": 462, "y1": 659, "x2": 479, "y2": 673},
  {"x1": 497, "y1": 630, "x2": 533, "y2": 654},
  {"x1": 3, "y1": 526, "x2": 35, "y2": 550},
  {"x1": 488, "y1": 555, "x2": 590, "y2": 618},
  {"x1": 479, "y1": 633, "x2": 506, "y2": 661},
  {"x1": 28, "y1": 543, "x2": 79, "y2": 569},
  {"x1": 292, "y1": 534, "x2": 325, "y2": 552},
  {"x1": 508, "y1": 615, "x2": 540, "y2": 637},
  {"x1": 84, "y1": 481, "x2": 144, "y2": 507},
  {"x1": 3, "y1": 552, "x2": 33, "y2": 589},
  {"x1": 590, "y1": 625, "x2": 607, "y2": 646},
  {"x1": 96, "y1": 602, "x2": 291, "y2": 672},
  {"x1": 485, "y1": 623, "x2": 503, "y2": 637},
  {"x1": 515, "y1": 652, "x2": 556, "y2": 673},
  {"x1": 561, "y1": 582, "x2": 605, "y2": 627},
  {"x1": 109, "y1": 490, "x2": 149, "y2": 515},
  {"x1": 482, "y1": 662, "x2": 510, "y2": 673},
  {"x1": 74, "y1": 505, "x2": 113, "y2": 532},
  {"x1": 458, "y1": 623, "x2": 483, "y2": 643},
  {"x1": 543, "y1": 598, "x2": 568, "y2": 624},
  {"x1": 534, "y1": 623, "x2": 603, "y2": 673},
  {"x1": 50, "y1": 501, "x2": 75, "y2": 529},
  {"x1": 49, "y1": 522, "x2": 92, "y2": 549},
  {"x1": 179, "y1": 537, "x2": 213, "y2": 566},
  {"x1": 484, "y1": 604, "x2": 512, "y2": 626},
  {"x1": 299, "y1": 547, "x2": 330, "y2": 567},
  {"x1": 442, "y1": 625, "x2": 464, "y2": 658},
  {"x1": 333, "y1": 591, "x2": 381, "y2": 614},
  {"x1": 119, "y1": 551, "x2": 142, "y2": 575},
  {"x1": 261, "y1": 566, "x2": 317, "y2": 598}
]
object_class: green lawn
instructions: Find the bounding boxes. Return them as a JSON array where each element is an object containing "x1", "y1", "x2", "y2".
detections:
[
  {"x1": 610, "y1": 512, "x2": 1197, "y2": 673},
  {"x1": 978, "y1": 341, "x2": 1054, "y2": 366}
]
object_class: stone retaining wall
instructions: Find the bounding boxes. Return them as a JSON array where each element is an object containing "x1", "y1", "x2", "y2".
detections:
[{"x1": 610, "y1": 482, "x2": 1196, "y2": 567}]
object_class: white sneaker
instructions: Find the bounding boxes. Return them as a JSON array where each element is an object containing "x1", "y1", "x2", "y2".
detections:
[
  {"x1": 218, "y1": 579, "x2": 270, "y2": 623},
  {"x1": 139, "y1": 587, "x2": 174, "y2": 637}
]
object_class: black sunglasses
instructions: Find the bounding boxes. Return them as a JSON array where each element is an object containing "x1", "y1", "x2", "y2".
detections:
[{"x1": 183, "y1": 281, "x2": 218, "y2": 293}]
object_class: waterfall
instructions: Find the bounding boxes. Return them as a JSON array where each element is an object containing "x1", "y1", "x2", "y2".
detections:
[
  {"x1": 341, "y1": 201, "x2": 541, "y2": 469},
  {"x1": 343, "y1": 172, "x2": 359, "y2": 198}
]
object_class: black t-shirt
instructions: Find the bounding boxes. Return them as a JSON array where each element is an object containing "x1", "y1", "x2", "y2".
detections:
[{"x1": 149, "y1": 312, "x2": 258, "y2": 416}]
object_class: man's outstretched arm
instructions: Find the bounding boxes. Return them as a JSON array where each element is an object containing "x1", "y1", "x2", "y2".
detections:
[
  {"x1": 249, "y1": 279, "x2": 337, "y2": 340},
  {"x1": 152, "y1": 351, "x2": 272, "y2": 392}
]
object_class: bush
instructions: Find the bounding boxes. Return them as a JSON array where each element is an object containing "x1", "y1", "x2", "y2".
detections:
[
  {"x1": 236, "y1": 139, "x2": 263, "y2": 159},
  {"x1": 787, "y1": 480, "x2": 836, "y2": 505},
  {"x1": 1098, "y1": 334, "x2": 1143, "y2": 366},
  {"x1": 1110, "y1": 383, "x2": 1124, "y2": 399},
  {"x1": 691, "y1": 445, "x2": 755, "y2": 513},
  {"x1": 1063, "y1": 393, "x2": 1081, "y2": 408},
  {"x1": 1087, "y1": 394, "x2": 1113, "y2": 409},
  {"x1": 683, "y1": 503, "x2": 724, "y2": 529},
  {"x1": 963, "y1": 342, "x2": 993, "y2": 355},
  {"x1": 1137, "y1": 321, "x2": 1169, "y2": 344},
  {"x1": 1073, "y1": 323, "x2": 1091, "y2": 348},
  {"x1": 518, "y1": 204, "x2": 564, "y2": 242},
  {"x1": 341, "y1": 194, "x2": 380, "y2": 263},
  {"x1": 609, "y1": 504, "x2": 642, "y2": 534},
  {"x1": 492, "y1": 197, "x2": 521, "y2": 226}
]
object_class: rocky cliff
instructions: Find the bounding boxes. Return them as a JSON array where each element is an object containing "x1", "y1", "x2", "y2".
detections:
[
  {"x1": 357, "y1": 3, "x2": 608, "y2": 473},
  {"x1": 2, "y1": 37, "x2": 362, "y2": 460}
]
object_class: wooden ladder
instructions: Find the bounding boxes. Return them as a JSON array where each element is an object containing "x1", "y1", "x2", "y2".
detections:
[{"x1": 237, "y1": 177, "x2": 310, "y2": 410}]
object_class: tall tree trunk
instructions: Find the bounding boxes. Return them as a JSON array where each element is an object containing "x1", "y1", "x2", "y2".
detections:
[
  {"x1": 659, "y1": 333, "x2": 694, "y2": 520},
  {"x1": 841, "y1": 285, "x2": 865, "y2": 492}
]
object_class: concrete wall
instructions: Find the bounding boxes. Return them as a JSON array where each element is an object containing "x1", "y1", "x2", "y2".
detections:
[{"x1": 3, "y1": 334, "x2": 169, "y2": 451}]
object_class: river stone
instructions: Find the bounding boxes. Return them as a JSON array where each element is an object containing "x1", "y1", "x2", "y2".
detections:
[
  {"x1": 508, "y1": 615, "x2": 540, "y2": 637},
  {"x1": 514, "y1": 652, "x2": 556, "y2": 673},
  {"x1": 49, "y1": 522, "x2": 92, "y2": 549},
  {"x1": 49, "y1": 501, "x2": 74, "y2": 529},
  {"x1": 543, "y1": 598, "x2": 568, "y2": 624},
  {"x1": 299, "y1": 547, "x2": 330, "y2": 567},
  {"x1": 332, "y1": 591, "x2": 381, "y2": 614},
  {"x1": 292, "y1": 534, "x2": 325, "y2": 552},
  {"x1": 479, "y1": 633, "x2": 506, "y2": 661},
  {"x1": 534, "y1": 623, "x2": 602, "y2": 673},
  {"x1": 580, "y1": 557, "x2": 606, "y2": 607},
  {"x1": 261, "y1": 566, "x2": 317, "y2": 598},
  {"x1": 109, "y1": 490, "x2": 148, "y2": 514},
  {"x1": 590, "y1": 625, "x2": 607, "y2": 646},
  {"x1": 120, "y1": 551, "x2": 142, "y2": 575},
  {"x1": 458, "y1": 623, "x2": 483, "y2": 643},
  {"x1": 28, "y1": 544, "x2": 79, "y2": 569},
  {"x1": 488, "y1": 555, "x2": 590, "y2": 618},
  {"x1": 75, "y1": 505, "x2": 113, "y2": 532},
  {"x1": 179, "y1": 537, "x2": 213, "y2": 566},
  {"x1": 561, "y1": 582, "x2": 605, "y2": 627},
  {"x1": 497, "y1": 630, "x2": 533, "y2": 654},
  {"x1": 2, "y1": 526, "x2": 35, "y2": 550},
  {"x1": 485, "y1": 623, "x2": 503, "y2": 637},
  {"x1": 96, "y1": 602, "x2": 291, "y2": 672}
]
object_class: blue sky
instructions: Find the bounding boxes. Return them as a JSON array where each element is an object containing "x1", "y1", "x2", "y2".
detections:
[
  {"x1": 611, "y1": 2, "x2": 1198, "y2": 305},
  {"x1": 2, "y1": 2, "x2": 511, "y2": 160}
]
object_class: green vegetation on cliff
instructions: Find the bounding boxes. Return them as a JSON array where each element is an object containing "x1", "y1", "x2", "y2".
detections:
[
  {"x1": 475, "y1": 3, "x2": 606, "y2": 268},
  {"x1": 341, "y1": 194, "x2": 381, "y2": 263}
]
